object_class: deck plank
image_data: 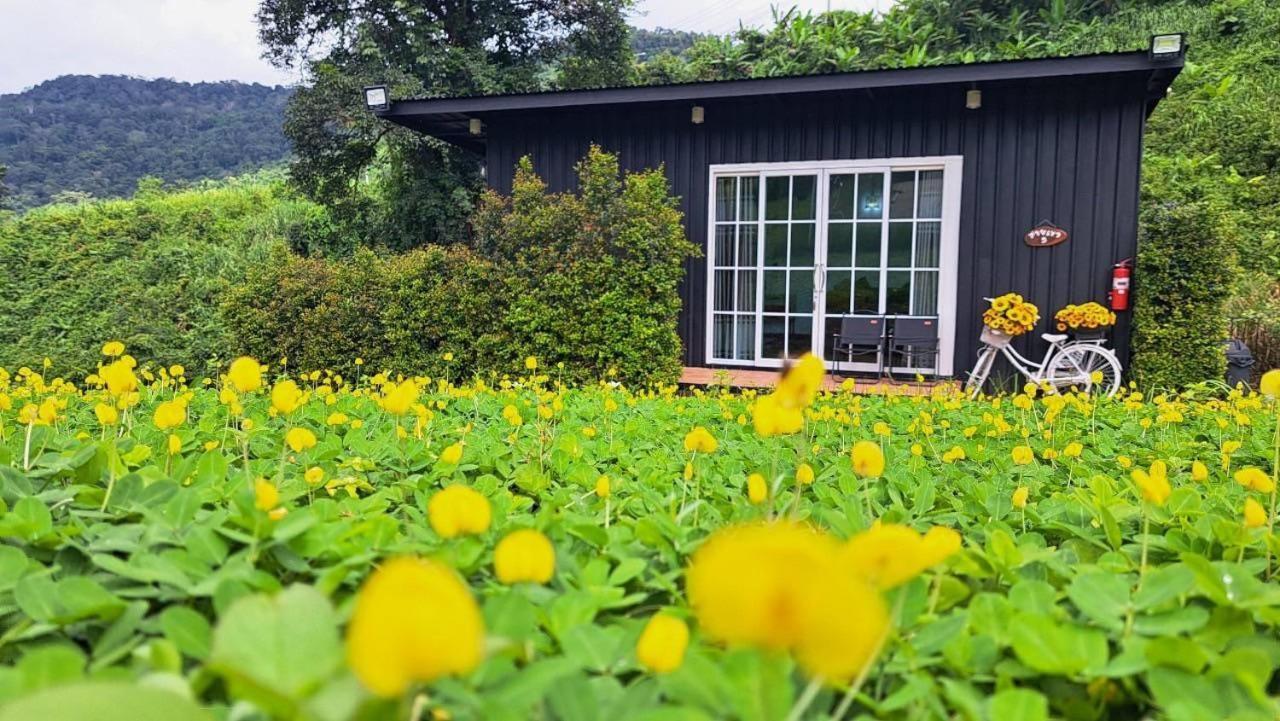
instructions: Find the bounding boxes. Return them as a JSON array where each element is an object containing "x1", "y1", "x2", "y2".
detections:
[{"x1": 679, "y1": 367, "x2": 954, "y2": 395}]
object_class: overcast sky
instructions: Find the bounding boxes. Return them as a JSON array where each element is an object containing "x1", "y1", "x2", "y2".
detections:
[{"x1": 0, "y1": 0, "x2": 880, "y2": 94}]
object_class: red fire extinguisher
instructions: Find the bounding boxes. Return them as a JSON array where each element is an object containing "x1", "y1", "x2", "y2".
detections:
[{"x1": 1109, "y1": 259, "x2": 1132, "y2": 311}]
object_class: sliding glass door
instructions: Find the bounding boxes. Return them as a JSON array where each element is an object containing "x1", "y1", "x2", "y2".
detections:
[{"x1": 707, "y1": 158, "x2": 960, "y2": 374}]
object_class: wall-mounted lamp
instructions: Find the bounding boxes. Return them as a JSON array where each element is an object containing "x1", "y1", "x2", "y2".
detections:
[
  {"x1": 469, "y1": 118, "x2": 483, "y2": 136},
  {"x1": 691, "y1": 105, "x2": 705, "y2": 125},
  {"x1": 965, "y1": 88, "x2": 982, "y2": 110},
  {"x1": 363, "y1": 85, "x2": 389, "y2": 112},
  {"x1": 1149, "y1": 33, "x2": 1186, "y2": 58}
]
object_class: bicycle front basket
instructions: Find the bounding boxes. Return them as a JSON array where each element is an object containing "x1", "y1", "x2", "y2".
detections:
[{"x1": 980, "y1": 326, "x2": 1013, "y2": 348}]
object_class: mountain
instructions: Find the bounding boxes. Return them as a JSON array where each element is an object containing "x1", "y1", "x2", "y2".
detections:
[{"x1": 0, "y1": 75, "x2": 293, "y2": 210}]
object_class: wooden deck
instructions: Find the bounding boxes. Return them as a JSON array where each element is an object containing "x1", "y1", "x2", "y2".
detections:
[{"x1": 679, "y1": 367, "x2": 956, "y2": 395}]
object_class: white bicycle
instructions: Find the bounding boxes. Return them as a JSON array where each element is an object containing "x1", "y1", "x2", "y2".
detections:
[{"x1": 964, "y1": 326, "x2": 1121, "y2": 398}]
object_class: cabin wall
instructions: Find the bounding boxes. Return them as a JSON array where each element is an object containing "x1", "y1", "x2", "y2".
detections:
[{"x1": 483, "y1": 75, "x2": 1150, "y2": 375}]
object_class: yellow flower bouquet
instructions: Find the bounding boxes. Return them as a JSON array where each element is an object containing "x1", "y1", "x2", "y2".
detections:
[
  {"x1": 1054, "y1": 301, "x2": 1116, "y2": 332},
  {"x1": 981, "y1": 293, "x2": 1039, "y2": 340}
]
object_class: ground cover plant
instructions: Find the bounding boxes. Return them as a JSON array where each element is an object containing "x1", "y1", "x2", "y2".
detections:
[{"x1": 0, "y1": 347, "x2": 1278, "y2": 721}]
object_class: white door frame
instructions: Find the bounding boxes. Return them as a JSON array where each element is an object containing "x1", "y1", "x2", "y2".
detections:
[{"x1": 703, "y1": 156, "x2": 963, "y2": 377}]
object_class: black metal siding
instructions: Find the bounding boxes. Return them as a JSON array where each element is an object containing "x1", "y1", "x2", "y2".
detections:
[{"x1": 484, "y1": 74, "x2": 1150, "y2": 373}]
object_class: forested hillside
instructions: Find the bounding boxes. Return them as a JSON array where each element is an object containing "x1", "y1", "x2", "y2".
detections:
[{"x1": 0, "y1": 75, "x2": 292, "y2": 209}]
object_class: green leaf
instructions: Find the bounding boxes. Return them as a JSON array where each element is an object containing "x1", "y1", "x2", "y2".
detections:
[
  {"x1": 546, "y1": 673, "x2": 599, "y2": 721},
  {"x1": 0, "y1": 682, "x2": 211, "y2": 721},
  {"x1": 1009, "y1": 614, "x2": 1108, "y2": 676},
  {"x1": 159, "y1": 606, "x2": 212, "y2": 660},
  {"x1": 209, "y1": 584, "x2": 341, "y2": 710},
  {"x1": 16, "y1": 645, "x2": 86, "y2": 693},
  {"x1": 988, "y1": 688, "x2": 1048, "y2": 721},
  {"x1": 1067, "y1": 571, "x2": 1130, "y2": 630},
  {"x1": 1145, "y1": 636, "x2": 1209, "y2": 673},
  {"x1": 724, "y1": 648, "x2": 793, "y2": 721},
  {"x1": 1133, "y1": 564, "x2": 1194, "y2": 610}
]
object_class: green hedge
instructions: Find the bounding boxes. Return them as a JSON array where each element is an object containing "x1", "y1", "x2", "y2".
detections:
[
  {"x1": 1131, "y1": 157, "x2": 1239, "y2": 389},
  {"x1": 0, "y1": 175, "x2": 328, "y2": 376},
  {"x1": 224, "y1": 147, "x2": 698, "y2": 385}
]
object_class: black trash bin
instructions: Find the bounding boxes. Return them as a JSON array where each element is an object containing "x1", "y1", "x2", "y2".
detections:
[{"x1": 1225, "y1": 339, "x2": 1255, "y2": 390}]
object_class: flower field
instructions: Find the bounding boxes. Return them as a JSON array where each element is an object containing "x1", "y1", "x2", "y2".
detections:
[{"x1": 1, "y1": 348, "x2": 1279, "y2": 721}]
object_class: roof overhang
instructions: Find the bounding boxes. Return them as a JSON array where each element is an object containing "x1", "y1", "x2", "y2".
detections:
[{"x1": 374, "y1": 50, "x2": 1184, "y2": 153}]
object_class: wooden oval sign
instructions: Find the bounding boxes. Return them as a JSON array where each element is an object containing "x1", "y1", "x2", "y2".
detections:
[{"x1": 1025, "y1": 222, "x2": 1068, "y2": 247}]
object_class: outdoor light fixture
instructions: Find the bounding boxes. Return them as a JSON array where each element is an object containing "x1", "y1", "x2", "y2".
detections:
[
  {"x1": 363, "y1": 85, "x2": 389, "y2": 112},
  {"x1": 965, "y1": 88, "x2": 982, "y2": 110},
  {"x1": 1149, "y1": 33, "x2": 1185, "y2": 58},
  {"x1": 691, "y1": 105, "x2": 705, "y2": 124},
  {"x1": 469, "y1": 118, "x2": 483, "y2": 136}
]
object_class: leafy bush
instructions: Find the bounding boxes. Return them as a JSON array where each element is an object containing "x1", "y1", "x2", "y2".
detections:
[
  {"x1": 0, "y1": 175, "x2": 328, "y2": 376},
  {"x1": 225, "y1": 148, "x2": 697, "y2": 384}
]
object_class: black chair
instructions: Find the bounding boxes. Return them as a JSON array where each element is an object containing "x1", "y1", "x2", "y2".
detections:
[
  {"x1": 829, "y1": 316, "x2": 887, "y2": 376},
  {"x1": 886, "y1": 317, "x2": 940, "y2": 381}
]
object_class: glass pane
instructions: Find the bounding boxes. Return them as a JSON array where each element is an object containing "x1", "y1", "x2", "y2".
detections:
[
  {"x1": 763, "y1": 271, "x2": 787, "y2": 313},
  {"x1": 886, "y1": 270, "x2": 911, "y2": 314},
  {"x1": 736, "y1": 316, "x2": 756, "y2": 360},
  {"x1": 715, "y1": 177, "x2": 737, "y2": 221},
  {"x1": 917, "y1": 170, "x2": 943, "y2": 218},
  {"x1": 790, "y1": 224, "x2": 815, "y2": 266},
  {"x1": 888, "y1": 222, "x2": 913, "y2": 268},
  {"x1": 765, "y1": 177, "x2": 790, "y2": 220},
  {"x1": 854, "y1": 271, "x2": 880, "y2": 314},
  {"x1": 715, "y1": 225, "x2": 734, "y2": 267},
  {"x1": 789, "y1": 270, "x2": 813, "y2": 314},
  {"x1": 826, "y1": 271, "x2": 851, "y2": 314},
  {"x1": 823, "y1": 317, "x2": 842, "y2": 354},
  {"x1": 714, "y1": 270, "x2": 734, "y2": 311},
  {"x1": 738, "y1": 225, "x2": 758, "y2": 266},
  {"x1": 915, "y1": 221, "x2": 941, "y2": 268},
  {"x1": 829, "y1": 175, "x2": 856, "y2": 220},
  {"x1": 857, "y1": 173, "x2": 884, "y2": 219},
  {"x1": 855, "y1": 223, "x2": 881, "y2": 268},
  {"x1": 826, "y1": 223, "x2": 853, "y2": 267},
  {"x1": 740, "y1": 177, "x2": 759, "y2": 221},
  {"x1": 762, "y1": 316, "x2": 786, "y2": 359},
  {"x1": 787, "y1": 316, "x2": 813, "y2": 356},
  {"x1": 913, "y1": 271, "x2": 939, "y2": 316},
  {"x1": 764, "y1": 224, "x2": 788, "y2": 266},
  {"x1": 713, "y1": 314, "x2": 733, "y2": 358},
  {"x1": 736, "y1": 270, "x2": 756, "y2": 311},
  {"x1": 791, "y1": 175, "x2": 816, "y2": 220},
  {"x1": 889, "y1": 171, "x2": 915, "y2": 219}
]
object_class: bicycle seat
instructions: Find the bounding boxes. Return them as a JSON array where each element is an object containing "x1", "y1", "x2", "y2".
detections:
[{"x1": 1041, "y1": 333, "x2": 1069, "y2": 344}]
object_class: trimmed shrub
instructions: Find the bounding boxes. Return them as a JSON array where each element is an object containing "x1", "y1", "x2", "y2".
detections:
[{"x1": 224, "y1": 147, "x2": 698, "y2": 385}]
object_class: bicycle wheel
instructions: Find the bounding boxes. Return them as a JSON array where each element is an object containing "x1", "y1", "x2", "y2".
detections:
[
  {"x1": 1045, "y1": 345, "x2": 1121, "y2": 397},
  {"x1": 965, "y1": 347, "x2": 998, "y2": 398}
]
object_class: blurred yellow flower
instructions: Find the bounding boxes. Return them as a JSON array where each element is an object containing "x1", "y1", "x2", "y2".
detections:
[
  {"x1": 525, "y1": 356, "x2": 538, "y2": 371},
  {"x1": 346, "y1": 557, "x2": 484, "y2": 697},
  {"x1": 1234, "y1": 467, "x2": 1276, "y2": 493},
  {"x1": 494, "y1": 529, "x2": 555, "y2": 584},
  {"x1": 1063, "y1": 441, "x2": 1083, "y2": 458},
  {"x1": 101, "y1": 360, "x2": 138, "y2": 397},
  {"x1": 1244, "y1": 498, "x2": 1267, "y2": 528},
  {"x1": 796, "y1": 462, "x2": 815, "y2": 485},
  {"x1": 153, "y1": 399, "x2": 186, "y2": 430},
  {"x1": 1191, "y1": 460, "x2": 1209, "y2": 482},
  {"x1": 428, "y1": 485, "x2": 491, "y2": 538},
  {"x1": 636, "y1": 614, "x2": 689, "y2": 674},
  {"x1": 94, "y1": 403, "x2": 119, "y2": 426},
  {"x1": 382, "y1": 380, "x2": 419, "y2": 416},
  {"x1": 851, "y1": 440, "x2": 885, "y2": 478},
  {"x1": 595, "y1": 475, "x2": 611, "y2": 498},
  {"x1": 270, "y1": 379, "x2": 304, "y2": 415},
  {"x1": 101, "y1": 341, "x2": 125, "y2": 357},
  {"x1": 683, "y1": 426, "x2": 718, "y2": 453},
  {"x1": 1260, "y1": 369, "x2": 1280, "y2": 397},
  {"x1": 841, "y1": 523, "x2": 961, "y2": 589},
  {"x1": 1132, "y1": 460, "x2": 1171, "y2": 506},
  {"x1": 305, "y1": 466, "x2": 325, "y2": 485},
  {"x1": 227, "y1": 357, "x2": 263, "y2": 393},
  {"x1": 1012, "y1": 486, "x2": 1029, "y2": 508},
  {"x1": 285, "y1": 427, "x2": 317, "y2": 452},
  {"x1": 440, "y1": 442, "x2": 463, "y2": 465},
  {"x1": 167, "y1": 434, "x2": 182, "y2": 455},
  {"x1": 1011, "y1": 445, "x2": 1034, "y2": 465},
  {"x1": 254, "y1": 478, "x2": 280, "y2": 512},
  {"x1": 746, "y1": 473, "x2": 768, "y2": 504}
]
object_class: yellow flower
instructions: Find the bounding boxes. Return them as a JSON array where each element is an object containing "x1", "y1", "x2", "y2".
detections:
[
  {"x1": 153, "y1": 399, "x2": 186, "y2": 430},
  {"x1": 101, "y1": 340, "x2": 125, "y2": 357},
  {"x1": 1260, "y1": 369, "x2": 1280, "y2": 397},
  {"x1": 326, "y1": 412, "x2": 349, "y2": 426},
  {"x1": 751, "y1": 354, "x2": 824, "y2": 437},
  {"x1": 93, "y1": 403, "x2": 119, "y2": 426},
  {"x1": 1191, "y1": 460, "x2": 1208, "y2": 482},
  {"x1": 636, "y1": 614, "x2": 689, "y2": 674},
  {"x1": 872, "y1": 421, "x2": 891, "y2": 437},
  {"x1": 443, "y1": 352, "x2": 454, "y2": 362},
  {"x1": 850, "y1": 440, "x2": 885, "y2": 478},
  {"x1": 1234, "y1": 467, "x2": 1276, "y2": 493},
  {"x1": 841, "y1": 523, "x2": 961, "y2": 589},
  {"x1": 796, "y1": 463, "x2": 815, "y2": 485},
  {"x1": 346, "y1": 557, "x2": 484, "y2": 697},
  {"x1": 1012, "y1": 486, "x2": 1029, "y2": 509},
  {"x1": 270, "y1": 379, "x2": 304, "y2": 415},
  {"x1": 525, "y1": 356, "x2": 538, "y2": 371},
  {"x1": 686, "y1": 521, "x2": 887, "y2": 680},
  {"x1": 1244, "y1": 498, "x2": 1267, "y2": 529},
  {"x1": 169, "y1": 364, "x2": 185, "y2": 378},
  {"x1": 254, "y1": 478, "x2": 280, "y2": 512},
  {"x1": 747, "y1": 473, "x2": 768, "y2": 504},
  {"x1": 751, "y1": 392, "x2": 804, "y2": 437},
  {"x1": 1117, "y1": 455, "x2": 1133, "y2": 469},
  {"x1": 493, "y1": 529, "x2": 556, "y2": 584},
  {"x1": 910, "y1": 443, "x2": 923, "y2": 457},
  {"x1": 305, "y1": 466, "x2": 325, "y2": 486},
  {"x1": 285, "y1": 427, "x2": 317, "y2": 452},
  {"x1": 440, "y1": 442, "x2": 463, "y2": 465},
  {"x1": 227, "y1": 357, "x2": 263, "y2": 393},
  {"x1": 1063, "y1": 441, "x2": 1083, "y2": 458},
  {"x1": 682, "y1": 426, "x2": 718, "y2": 454},
  {"x1": 1132, "y1": 460, "x2": 1171, "y2": 506},
  {"x1": 167, "y1": 434, "x2": 182, "y2": 455},
  {"x1": 101, "y1": 360, "x2": 138, "y2": 397},
  {"x1": 382, "y1": 380, "x2": 419, "y2": 416},
  {"x1": 428, "y1": 485, "x2": 491, "y2": 538},
  {"x1": 1011, "y1": 445, "x2": 1034, "y2": 465},
  {"x1": 595, "y1": 475, "x2": 611, "y2": 498}
]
